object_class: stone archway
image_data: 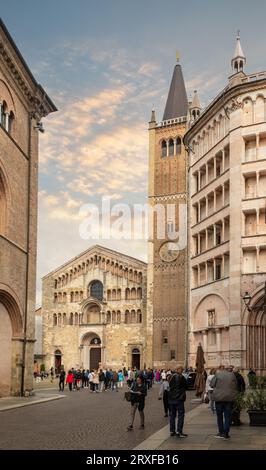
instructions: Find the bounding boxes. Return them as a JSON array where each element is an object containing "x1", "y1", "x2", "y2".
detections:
[
  {"x1": 192, "y1": 293, "x2": 229, "y2": 367},
  {"x1": 0, "y1": 303, "x2": 12, "y2": 396},
  {"x1": 54, "y1": 349, "x2": 62, "y2": 375},
  {"x1": 246, "y1": 294, "x2": 266, "y2": 371},
  {"x1": 131, "y1": 348, "x2": 140, "y2": 369},
  {"x1": 81, "y1": 332, "x2": 102, "y2": 370},
  {"x1": 85, "y1": 303, "x2": 101, "y2": 324},
  {"x1": 0, "y1": 286, "x2": 23, "y2": 397}
]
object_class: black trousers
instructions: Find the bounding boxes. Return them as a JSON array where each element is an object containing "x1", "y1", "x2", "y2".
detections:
[
  {"x1": 169, "y1": 401, "x2": 185, "y2": 434},
  {"x1": 59, "y1": 380, "x2": 64, "y2": 391},
  {"x1": 163, "y1": 392, "x2": 169, "y2": 414}
]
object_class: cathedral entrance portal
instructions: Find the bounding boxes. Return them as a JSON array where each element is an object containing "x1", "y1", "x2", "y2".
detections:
[
  {"x1": 90, "y1": 348, "x2": 101, "y2": 370},
  {"x1": 81, "y1": 333, "x2": 102, "y2": 370},
  {"x1": 132, "y1": 348, "x2": 140, "y2": 369},
  {"x1": 54, "y1": 350, "x2": 62, "y2": 374}
]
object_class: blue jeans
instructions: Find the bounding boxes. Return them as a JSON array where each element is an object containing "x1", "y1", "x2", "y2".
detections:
[
  {"x1": 215, "y1": 401, "x2": 233, "y2": 434},
  {"x1": 169, "y1": 401, "x2": 185, "y2": 434}
]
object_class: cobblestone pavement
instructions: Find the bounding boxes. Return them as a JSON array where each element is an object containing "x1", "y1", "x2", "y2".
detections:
[{"x1": 0, "y1": 385, "x2": 197, "y2": 450}]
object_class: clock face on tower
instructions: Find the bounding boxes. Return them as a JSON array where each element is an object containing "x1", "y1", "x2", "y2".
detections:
[{"x1": 159, "y1": 242, "x2": 179, "y2": 263}]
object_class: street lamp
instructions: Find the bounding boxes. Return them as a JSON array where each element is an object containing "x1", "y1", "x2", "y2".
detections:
[
  {"x1": 242, "y1": 291, "x2": 252, "y2": 311},
  {"x1": 242, "y1": 282, "x2": 266, "y2": 312}
]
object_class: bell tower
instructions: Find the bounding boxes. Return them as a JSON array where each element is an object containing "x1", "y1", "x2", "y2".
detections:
[{"x1": 147, "y1": 55, "x2": 188, "y2": 368}]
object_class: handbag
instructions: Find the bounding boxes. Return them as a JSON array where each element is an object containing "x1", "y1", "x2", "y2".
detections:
[{"x1": 124, "y1": 391, "x2": 131, "y2": 402}]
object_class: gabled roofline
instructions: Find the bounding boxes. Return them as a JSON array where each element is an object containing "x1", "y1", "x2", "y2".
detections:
[{"x1": 42, "y1": 244, "x2": 147, "y2": 279}]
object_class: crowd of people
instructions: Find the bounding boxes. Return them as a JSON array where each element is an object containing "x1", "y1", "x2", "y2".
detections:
[
  {"x1": 39, "y1": 364, "x2": 255, "y2": 439},
  {"x1": 53, "y1": 366, "x2": 155, "y2": 393}
]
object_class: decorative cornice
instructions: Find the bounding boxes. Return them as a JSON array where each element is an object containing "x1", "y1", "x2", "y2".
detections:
[
  {"x1": 0, "y1": 42, "x2": 34, "y2": 105},
  {"x1": 149, "y1": 193, "x2": 187, "y2": 202},
  {"x1": 153, "y1": 317, "x2": 185, "y2": 322},
  {"x1": 0, "y1": 27, "x2": 56, "y2": 117}
]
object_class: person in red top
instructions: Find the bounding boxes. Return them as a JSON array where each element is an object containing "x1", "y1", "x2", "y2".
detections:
[{"x1": 66, "y1": 370, "x2": 74, "y2": 391}]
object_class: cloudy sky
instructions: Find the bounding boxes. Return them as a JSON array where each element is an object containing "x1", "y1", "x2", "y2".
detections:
[{"x1": 1, "y1": 0, "x2": 266, "y2": 303}]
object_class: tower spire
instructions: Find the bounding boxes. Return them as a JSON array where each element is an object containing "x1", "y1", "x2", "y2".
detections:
[
  {"x1": 163, "y1": 53, "x2": 188, "y2": 121},
  {"x1": 231, "y1": 31, "x2": 246, "y2": 74},
  {"x1": 190, "y1": 90, "x2": 201, "y2": 122}
]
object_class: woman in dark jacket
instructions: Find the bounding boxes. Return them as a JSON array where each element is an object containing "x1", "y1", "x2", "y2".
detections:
[{"x1": 127, "y1": 376, "x2": 147, "y2": 431}]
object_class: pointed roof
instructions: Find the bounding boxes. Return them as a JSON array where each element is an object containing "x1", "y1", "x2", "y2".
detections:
[
  {"x1": 191, "y1": 90, "x2": 201, "y2": 109},
  {"x1": 150, "y1": 108, "x2": 156, "y2": 122},
  {"x1": 163, "y1": 62, "x2": 188, "y2": 121},
  {"x1": 233, "y1": 34, "x2": 245, "y2": 59}
]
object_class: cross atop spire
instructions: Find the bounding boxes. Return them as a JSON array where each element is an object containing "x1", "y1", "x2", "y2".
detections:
[{"x1": 231, "y1": 31, "x2": 246, "y2": 74}]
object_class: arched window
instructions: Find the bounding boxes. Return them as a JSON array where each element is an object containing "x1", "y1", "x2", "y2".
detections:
[
  {"x1": 131, "y1": 310, "x2": 136, "y2": 323},
  {"x1": 117, "y1": 310, "x2": 121, "y2": 323},
  {"x1": 58, "y1": 313, "x2": 62, "y2": 326},
  {"x1": 54, "y1": 279, "x2": 57, "y2": 289},
  {"x1": 0, "y1": 102, "x2": 4, "y2": 126},
  {"x1": 125, "y1": 288, "x2": 130, "y2": 300},
  {"x1": 125, "y1": 310, "x2": 129, "y2": 324},
  {"x1": 80, "y1": 291, "x2": 83, "y2": 301},
  {"x1": 131, "y1": 288, "x2": 136, "y2": 300},
  {"x1": 137, "y1": 310, "x2": 142, "y2": 323},
  {"x1": 137, "y1": 287, "x2": 142, "y2": 299},
  {"x1": 74, "y1": 291, "x2": 79, "y2": 302},
  {"x1": 69, "y1": 313, "x2": 74, "y2": 325},
  {"x1": 74, "y1": 313, "x2": 79, "y2": 325},
  {"x1": 54, "y1": 293, "x2": 58, "y2": 304},
  {"x1": 161, "y1": 140, "x2": 167, "y2": 157},
  {"x1": 169, "y1": 138, "x2": 174, "y2": 156},
  {"x1": 1, "y1": 101, "x2": 7, "y2": 127},
  {"x1": 106, "y1": 311, "x2": 111, "y2": 323},
  {"x1": 63, "y1": 313, "x2": 67, "y2": 325},
  {"x1": 117, "y1": 288, "x2": 121, "y2": 300},
  {"x1": 112, "y1": 289, "x2": 116, "y2": 301},
  {"x1": 53, "y1": 314, "x2": 57, "y2": 326},
  {"x1": 89, "y1": 280, "x2": 103, "y2": 301},
  {"x1": 176, "y1": 137, "x2": 181, "y2": 154},
  {"x1": 107, "y1": 289, "x2": 111, "y2": 301},
  {"x1": 70, "y1": 292, "x2": 74, "y2": 302},
  {"x1": 112, "y1": 311, "x2": 116, "y2": 323}
]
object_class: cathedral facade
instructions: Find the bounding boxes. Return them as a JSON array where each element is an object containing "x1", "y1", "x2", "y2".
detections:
[{"x1": 41, "y1": 245, "x2": 150, "y2": 372}]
